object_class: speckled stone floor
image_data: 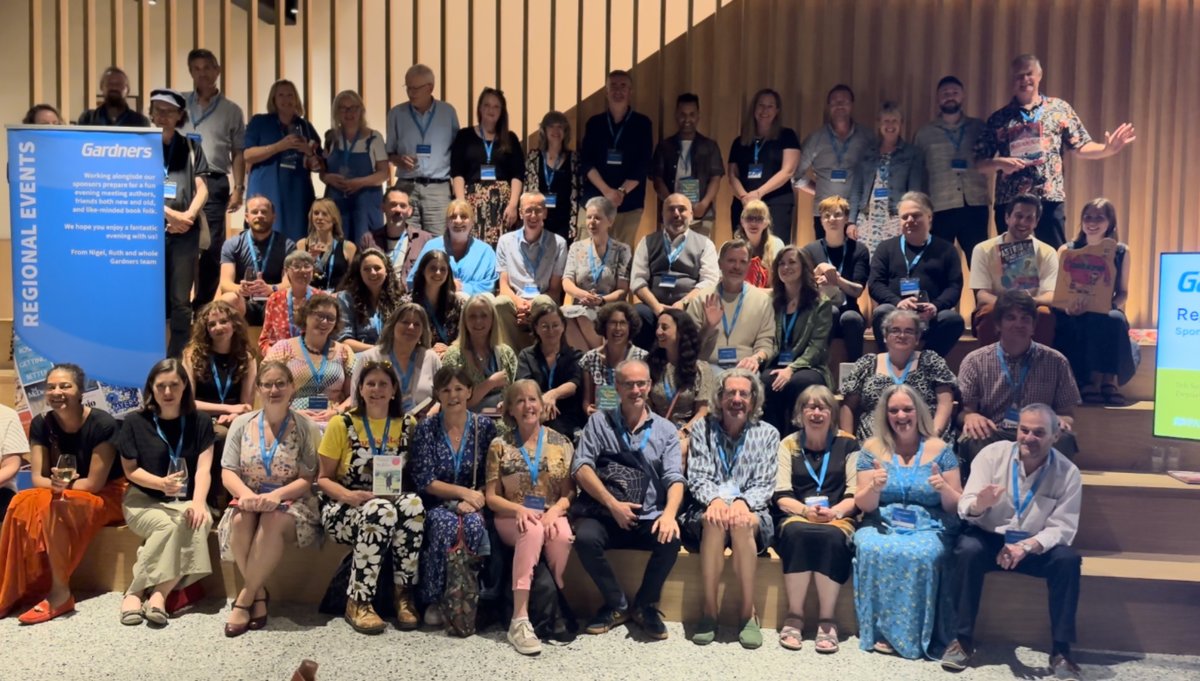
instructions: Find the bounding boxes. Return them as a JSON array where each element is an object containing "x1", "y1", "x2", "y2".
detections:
[{"x1": 4, "y1": 593, "x2": 1198, "y2": 680}]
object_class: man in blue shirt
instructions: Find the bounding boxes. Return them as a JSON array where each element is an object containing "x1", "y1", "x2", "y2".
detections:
[
  {"x1": 572, "y1": 359, "x2": 684, "y2": 641},
  {"x1": 578, "y1": 70, "x2": 654, "y2": 249},
  {"x1": 386, "y1": 64, "x2": 460, "y2": 236}
]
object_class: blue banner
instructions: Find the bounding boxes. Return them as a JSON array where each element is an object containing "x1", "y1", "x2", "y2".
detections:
[
  {"x1": 7, "y1": 126, "x2": 165, "y2": 402},
  {"x1": 1155, "y1": 252, "x2": 1200, "y2": 441}
]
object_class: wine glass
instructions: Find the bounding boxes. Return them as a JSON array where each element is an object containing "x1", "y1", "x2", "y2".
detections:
[
  {"x1": 53, "y1": 454, "x2": 77, "y2": 491},
  {"x1": 166, "y1": 458, "x2": 189, "y2": 501}
]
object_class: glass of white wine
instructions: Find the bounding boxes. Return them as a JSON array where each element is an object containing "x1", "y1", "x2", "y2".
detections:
[
  {"x1": 166, "y1": 457, "x2": 189, "y2": 501},
  {"x1": 54, "y1": 453, "x2": 77, "y2": 483}
]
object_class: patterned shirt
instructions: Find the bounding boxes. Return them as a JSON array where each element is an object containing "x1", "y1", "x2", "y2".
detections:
[
  {"x1": 975, "y1": 96, "x2": 1092, "y2": 204},
  {"x1": 687, "y1": 417, "x2": 780, "y2": 512},
  {"x1": 562, "y1": 238, "x2": 633, "y2": 294},
  {"x1": 843, "y1": 351, "x2": 957, "y2": 441},
  {"x1": 958, "y1": 341, "x2": 1081, "y2": 425},
  {"x1": 486, "y1": 427, "x2": 575, "y2": 505},
  {"x1": 580, "y1": 344, "x2": 649, "y2": 388}
]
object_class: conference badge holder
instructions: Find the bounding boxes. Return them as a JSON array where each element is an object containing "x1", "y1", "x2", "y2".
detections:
[
  {"x1": 1004, "y1": 528, "x2": 1032, "y2": 545},
  {"x1": 544, "y1": 193, "x2": 557, "y2": 208},
  {"x1": 597, "y1": 385, "x2": 619, "y2": 410},
  {"x1": 718, "y1": 347, "x2": 738, "y2": 366},
  {"x1": 746, "y1": 164, "x2": 764, "y2": 180},
  {"x1": 372, "y1": 455, "x2": 405, "y2": 496},
  {"x1": 521, "y1": 284, "x2": 540, "y2": 299},
  {"x1": 523, "y1": 494, "x2": 546, "y2": 511},
  {"x1": 480, "y1": 165, "x2": 497, "y2": 181},
  {"x1": 951, "y1": 158, "x2": 969, "y2": 172},
  {"x1": 606, "y1": 148, "x2": 623, "y2": 165},
  {"x1": 891, "y1": 507, "x2": 918, "y2": 531},
  {"x1": 718, "y1": 479, "x2": 741, "y2": 502},
  {"x1": 830, "y1": 168, "x2": 849, "y2": 183},
  {"x1": 777, "y1": 351, "x2": 795, "y2": 366},
  {"x1": 659, "y1": 274, "x2": 678, "y2": 289},
  {"x1": 415, "y1": 144, "x2": 432, "y2": 161},
  {"x1": 899, "y1": 278, "x2": 922, "y2": 298},
  {"x1": 804, "y1": 495, "x2": 830, "y2": 508},
  {"x1": 163, "y1": 181, "x2": 178, "y2": 200},
  {"x1": 307, "y1": 395, "x2": 330, "y2": 411},
  {"x1": 1001, "y1": 404, "x2": 1020, "y2": 430},
  {"x1": 678, "y1": 177, "x2": 701, "y2": 204}
]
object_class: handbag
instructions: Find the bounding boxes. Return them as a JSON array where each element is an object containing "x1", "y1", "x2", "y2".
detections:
[
  {"x1": 572, "y1": 410, "x2": 664, "y2": 519},
  {"x1": 441, "y1": 418, "x2": 483, "y2": 637}
]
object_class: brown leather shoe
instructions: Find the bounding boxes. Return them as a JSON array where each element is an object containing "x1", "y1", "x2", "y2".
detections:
[
  {"x1": 393, "y1": 587, "x2": 420, "y2": 630},
  {"x1": 344, "y1": 599, "x2": 386, "y2": 635},
  {"x1": 290, "y1": 659, "x2": 318, "y2": 681}
]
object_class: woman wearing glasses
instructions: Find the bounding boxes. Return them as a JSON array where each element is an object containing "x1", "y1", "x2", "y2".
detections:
[
  {"x1": 258, "y1": 250, "x2": 320, "y2": 355},
  {"x1": 264, "y1": 293, "x2": 356, "y2": 424},
  {"x1": 321, "y1": 90, "x2": 390, "y2": 244},
  {"x1": 839, "y1": 308, "x2": 957, "y2": 441}
]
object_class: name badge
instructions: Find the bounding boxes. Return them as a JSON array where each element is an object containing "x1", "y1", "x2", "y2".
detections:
[
  {"x1": 307, "y1": 395, "x2": 330, "y2": 410},
  {"x1": 523, "y1": 494, "x2": 547, "y2": 511},
  {"x1": 521, "y1": 284, "x2": 540, "y2": 299},
  {"x1": 891, "y1": 507, "x2": 918, "y2": 530},
  {"x1": 186, "y1": 132, "x2": 202, "y2": 145},
  {"x1": 1002, "y1": 405, "x2": 1020, "y2": 430},
  {"x1": 258, "y1": 482, "x2": 281, "y2": 493},
  {"x1": 659, "y1": 274, "x2": 678, "y2": 289},
  {"x1": 677, "y1": 177, "x2": 701, "y2": 204},
  {"x1": 163, "y1": 181, "x2": 178, "y2": 200},
  {"x1": 872, "y1": 187, "x2": 890, "y2": 199},
  {"x1": 746, "y1": 164, "x2": 764, "y2": 180},
  {"x1": 717, "y1": 347, "x2": 738, "y2": 366},
  {"x1": 544, "y1": 194, "x2": 557, "y2": 208},
  {"x1": 777, "y1": 351, "x2": 795, "y2": 366},
  {"x1": 717, "y1": 480, "x2": 741, "y2": 501},
  {"x1": 899, "y1": 277, "x2": 921, "y2": 297},
  {"x1": 480, "y1": 165, "x2": 497, "y2": 181},
  {"x1": 804, "y1": 495, "x2": 830, "y2": 508},
  {"x1": 830, "y1": 169, "x2": 849, "y2": 183},
  {"x1": 951, "y1": 158, "x2": 969, "y2": 171},
  {"x1": 597, "y1": 385, "x2": 619, "y2": 410},
  {"x1": 1004, "y1": 529, "x2": 1032, "y2": 545},
  {"x1": 606, "y1": 149, "x2": 623, "y2": 165},
  {"x1": 415, "y1": 143, "x2": 432, "y2": 159}
]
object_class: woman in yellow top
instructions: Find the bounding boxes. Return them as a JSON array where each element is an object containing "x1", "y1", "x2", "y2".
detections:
[
  {"x1": 486, "y1": 379, "x2": 575, "y2": 656},
  {"x1": 316, "y1": 360, "x2": 422, "y2": 635}
]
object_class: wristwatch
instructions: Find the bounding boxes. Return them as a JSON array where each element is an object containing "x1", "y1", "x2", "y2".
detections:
[{"x1": 1019, "y1": 540, "x2": 1036, "y2": 554}]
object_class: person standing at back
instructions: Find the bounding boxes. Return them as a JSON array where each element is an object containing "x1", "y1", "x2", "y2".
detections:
[
  {"x1": 76, "y1": 66, "x2": 150, "y2": 127},
  {"x1": 651, "y1": 93, "x2": 725, "y2": 239},
  {"x1": 795, "y1": 85, "x2": 875, "y2": 241},
  {"x1": 386, "y1": 64, "x2": 460, "y2": 236}
]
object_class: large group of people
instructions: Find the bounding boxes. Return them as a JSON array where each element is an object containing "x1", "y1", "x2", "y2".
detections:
[{"x1": 4, "y1": 48, "x2": 1140, "y2": 680}]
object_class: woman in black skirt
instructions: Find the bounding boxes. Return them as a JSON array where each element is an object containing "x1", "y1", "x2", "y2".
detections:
[{"x1": 772, "y1": 384, "x2": 860, "y2": 654}]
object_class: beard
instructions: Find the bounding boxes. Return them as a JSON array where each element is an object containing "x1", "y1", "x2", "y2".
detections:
[
  {"x1": 103, "y1": 91, "x2": 126, "y2": 107},
  {"x1": 939, "y1": 101, "x2": 962, "y2": 115}
]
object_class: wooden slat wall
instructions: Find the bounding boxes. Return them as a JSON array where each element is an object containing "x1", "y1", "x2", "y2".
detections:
[{"x1": 4, "y1": 0, "x2": 1199, "y2": 328}]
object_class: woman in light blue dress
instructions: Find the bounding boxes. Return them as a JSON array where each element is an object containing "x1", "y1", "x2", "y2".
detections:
[
  {"x1": 244, "y1": 80, "x2": 321, "y2": 241},
  {"x1": 852, "y1": 384, "x2": 962, "y2": 660}
]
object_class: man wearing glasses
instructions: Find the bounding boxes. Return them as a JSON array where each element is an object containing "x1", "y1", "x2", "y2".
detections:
[
  {"x1": 493, "y1": 193, "x2": 568, "y2": 348},
  {"x1": 386, "y1": 64, "x2": 460, "y2": 236}
]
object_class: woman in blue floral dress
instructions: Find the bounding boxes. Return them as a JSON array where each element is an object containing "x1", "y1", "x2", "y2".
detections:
[{"x1": 853, "y1": 384, "x2": 962, "y2": 659}]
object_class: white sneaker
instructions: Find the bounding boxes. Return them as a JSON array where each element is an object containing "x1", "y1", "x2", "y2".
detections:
[
  {"x1": 507, "y1": 618, "x2": 542, "y2": 656},
  {"x1": 424, "y1": 605, "x2": 443, "y2": 627}
]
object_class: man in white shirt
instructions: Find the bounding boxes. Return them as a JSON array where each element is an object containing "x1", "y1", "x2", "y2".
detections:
[
  {"x1": 0, "y1": 403, "x2": 31, "y2": 522},
  {"x1": 494, "y1": 193, "x2": 568, "y2": 348}
]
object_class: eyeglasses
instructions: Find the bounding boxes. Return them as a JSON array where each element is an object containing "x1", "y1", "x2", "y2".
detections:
[
  {"x1": 310, "y1": 311, "x2": 337, "y2": 324},
  {"x1": 619, "y1": 379, "x2": 650, "y2": 389},
  {"x1": 742, "y1": 215, "x2": 766, "y2": 223},
  {"x1": 887, "y1": 328, "x2": 918, "y2": 337},
  {"x1": 258, "y1": 380, "x2": 289, "y2": 391}
]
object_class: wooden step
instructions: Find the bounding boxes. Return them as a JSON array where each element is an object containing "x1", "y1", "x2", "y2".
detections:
[
  {"x1": 1074, "y1": 471, "x2": 1200, "y2": 555},
  {"x1": 1072, "y1": 402, "x2": 1200, "y2": 471}
]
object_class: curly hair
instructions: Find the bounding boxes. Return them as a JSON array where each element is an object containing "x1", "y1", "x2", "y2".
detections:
[
  {"x1": 185, "y1": 300, "x2": 254, "y2": 385},
  {"x1": 770, "y1": 246, "x2": 820, "y2": 317},
  {"x1": 337, "y1": 246, "x2": 403, "y2": 331},
  {"x1": 411, "y1": 249, "x2": 456, "y2": 322},
  {"x1": 593, "y1": 300, "x2": 640, "y2": 339},
  {"x1": 647, "y1": 308, "x2": 701, "y2": 393}
]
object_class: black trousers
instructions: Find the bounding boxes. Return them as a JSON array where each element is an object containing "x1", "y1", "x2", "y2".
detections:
[
  {"x1": 831, "y1": 307, "x2": 867, "y2": 360},
  {"x1": 572, "y1": 514, "x2": 681, "y2": 610},
  {"x1": 760, "y1": 365, "x2": 825, "y2": 437},
  {"x1": 995, "y1": 199, "x2": 1066, "y2": 249},
  {"x1": 0, "y1": 487, "x2": 15, "y2": 524},
  {"x1": 932, "y1": 205, "x2": 990, "y2": 264},
  {"x1": 194, "y1": 174, "x2": 230, "y2": 311},
  {"x1": 871, "y1": 304, "x2": 965, "y2": 358},
  {"x1": 952, "y1": 526, "x2": 1081, "y2": 646},
  {"x1": 166, "y1": 229, "x2": 201, "y2": 357}
]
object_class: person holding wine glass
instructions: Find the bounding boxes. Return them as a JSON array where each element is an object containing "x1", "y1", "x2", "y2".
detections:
[
  {"x1": 216, "y1": 361, "x2": 322, "y2": 637},
  {"x1": 0, "y1": 365, "x2": 121, "y2": 623},
  {"x1": 115, "y1": 359, "x2": 216, "y2": 627},
  {"x1": 244, "y1": 79, "x2": 322, "y2": 242},
  {"x1": 335, "y1": 247, "x2": 406, "y2": 353},
  {"x1": 258, "y1": 250, "x2": 321, "y2": 355},
  {"x1": 296, "y1": 199, "x2": 357, "y2": 291}
]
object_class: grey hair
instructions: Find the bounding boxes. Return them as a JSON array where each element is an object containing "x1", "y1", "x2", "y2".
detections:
[
  {"x1": 881, "y1": 308, "x2": 928, "y2": 338},
  {"x1": 898, "y1": 191, "x2": 934, "y2": 216},
  {"x1": 1019, "y1": 403, "x2": 1061, "y2": 437},
  {"x1": 866, "y1": 384, "x2": 936, "y2": 456},
  {"x1": 284, "y1": 249, "x2": 316, "y2": 270},
  {"x1": 709, "y1": 368, "x2": 765, "y2": 422},
  {"x1": 519, "y1": 191, "x2": 546, "y2": 208},
  {"x1": 791, "y1": 384, "x2": 838, "y2": 428},
  {"x1": 614, "y1": 358, "x2": 650, "y2": 383},
  {"x1": 585, "y1": 196, "x2": 617, "y2": 222},
  {"x1": 405, "y1": 63, "x2": 435, "y2": 82}
]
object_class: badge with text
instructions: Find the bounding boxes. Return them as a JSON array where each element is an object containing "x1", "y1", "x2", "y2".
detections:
[
  {"x1": 899, "y1": 277, "x2": 921, "y2": 297},
  {"x1": 659, "y1": 274, "x2": 678, "y2": 289},
  {"x1": 891, "y1": 507, "x2": 918, "y2": 530},
  {"x1": 544, "y1": 193, "x2": 557, "y2": 208},
  {"x1": 480, "y1": 164, "x2": 497, "y2": 181},
  {"x1": 677, "y1": 177, "x2": 701, "y2": 204},
  {"x1": 951, "y1": 158, "x2": 969, "y2": 171},
  {"x1": 804, "y1": 495, "x2": 830, "y2": 508},
  {"x1": 597, "y1": 385, "x2": 619, "y2": 410},
  {"x1": 830, "y1": 169, "x2": 848, "y2": 183},
  {"x1": 606, "y1": 149, "x2": 623, "y2": 165},
  {"x1": 746, "y1": 164, "x2": 764, "y2": 180},
  {"x1": 163, "y1": 181, "x2": 178, "y2": 201},
  {"x1": 777, "y1": 351, "x2": 795, "y2": 366},
  {"x1": 372, "y1": 455, "x2": 405, "y2": 496},
  {"x1": 1004, "y1": 529, "x2": 1032, "y2": 544},
  {"x1": 307, "y1": 395, "x2": 329, "y2": 411},
  {"x1": 717, "y1": 347, "x2": 738, "y2": 366},
  {"x1": 523, "y1": 494, "x2": 547, "y2": 511}
]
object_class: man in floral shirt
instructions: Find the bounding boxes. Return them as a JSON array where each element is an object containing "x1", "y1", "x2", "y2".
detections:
[{"x1": 975, "y1": 54, "x2": 1135, "y2": 248}]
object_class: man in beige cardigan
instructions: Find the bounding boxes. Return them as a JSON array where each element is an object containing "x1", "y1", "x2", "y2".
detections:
[{"x1": 686, "y1": 239, "x2": 777, "y2": 375}]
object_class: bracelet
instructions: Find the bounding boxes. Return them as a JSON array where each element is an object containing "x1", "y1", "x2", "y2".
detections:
[{"x1": 616, "y1": 186, "x2": 627, "y2": 195}]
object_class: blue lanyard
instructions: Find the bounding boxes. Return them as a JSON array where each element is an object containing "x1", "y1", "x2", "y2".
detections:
[
  {"x1": 607, "y1": 111, "x2": 629, "y2": 147},
  {"x1": 424, "y1": 301, "x2": 449, "y2": 342},
  {"x1": 540, "y1": 352, "x2": 558, "y2": 388},
  {"x1": 899, "y1": 236, "x2": 925, "y2": 275},
  {"x1": 442, "y1": 413, "x2": 474, "y2": 477},
  {"x1": 663, "y1": 371, "x2": 676, "y2": 402},
  {"x1": 478, "y1": 126, "x2": 494, "y2": 164},
  {"x1": 541, "y1": 151, "x2": 562, "y2": 189},
  {"x1": 408, "y1": 101, "x2": 436, "y2": 140},
  {"x1": 390, "y1": 349, "x2": 419, "y2": 400},
  {"x1": 802, "y1": 431, "x2": 834, "y2": 494},
  {"x1": 996, "y1": 345, "x2": 1032, "y2": 400},
  {"x1": 1012, "y1": 444, "x2": 1053, "y2": 521},
  {"x1": 188, "y1": 92, "x2": 222, "y2": 128},
  {"x1": 152, "y1": 415, "x2": 186, "y2": 464},
  {"x1": 720, "y1": 284, "x2": 748, "y2": 341},
  {"x1": 323, "y1": 241, "x2": 338, "y2": 284},
  {"x1": 258, "y1": 411, "x2": 291, "y2": 476},
  {"x1": 340, "y1": 129, "x2": 360, "y2": 171},
  {"x1": 820, "y1": 240, "x2": 848, "y2": 276},
  {"x1": 286, "y1": 288, "x2": 312, "y2": 336},
  {"x1": 752, "y1": 139, "x2": 763, "y2": 164},
  {"x1": 826, "y1": 126, "x2": 851, "y2": 168},
  {"x1": 886, "y1": 353, "x2": 916, "y2": 385},
  {"x1": 521, "y1": 232, "x2": 546, "y2": 278},
  {"x1": 362, "y1": 415, "x2": 393, "y2": 457},
  {"x1": 889, "y1": 439, "x2": 926, "y2": 505},
  {"x1": 941, "y1": 123, "x2": 966, "y2": 153},
  {"x1": 615, "y1": 411, "x2": 652, "y2": 451},
  {"x1": 663, "y1": 232, "x2": 686, "y2": 266},
  {"x1": 782, "y1": 309, "x2": 800, "y2": 347},
  {"x1": 211, "y1": 358, "x2": 233, "y2": 403},
  {"x1": 370, "y1": 311, "x2": 382, "y2": 335},
  {"x1": 715, "y1": 425, "x2": 746, "y2": 479},
  {"x1": 249, "y1": 232, "x2": 276, "y2": 276},
  {"x1": 517, "y1": 427, "x2": 545, "y2": 487},
  {"x1": 301, "y1": 337, "x2": 330, "y2": 384},
  {"x1": 588, "y1": 240, "x2": 610, "y2": 285},
  {"x1": 163, "y1": 135, "x2": 179, "y2": 178},
  {"x1": 1019, "y1": 101, "x2": 1044, "y2": 124}
]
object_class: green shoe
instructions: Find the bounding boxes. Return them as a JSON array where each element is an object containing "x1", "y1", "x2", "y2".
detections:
[
  {"x1": 691, "y1": 616, "x2": 717, "y2": 645},
  {"x1": 739, "y1": 617, "x2": 763, "y2": 649}
]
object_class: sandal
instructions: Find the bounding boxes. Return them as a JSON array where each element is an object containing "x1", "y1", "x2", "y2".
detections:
[
  {"x1": 778, "y1": 614, "x2": 804, "y2": 650},
  {"x1": 1080, "y1": 386, "x2": 1105, "y2": 405},
  {"x1": 814, "y1": 619, "x2": 839, "y2": 654},
  {"x1": 1101, "y1": 384, "x2": 1127, "y2": 406},
  {"x1": 873, "y1": 640, "x2": 896, "y2": 655}
]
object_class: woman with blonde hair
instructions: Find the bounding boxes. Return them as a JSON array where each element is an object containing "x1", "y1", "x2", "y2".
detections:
[
  {"x1": 734, "y1": 199, "x2": 785, "y2": 288},
  {"x1": 441, "y1": 293, "x2": 518, "y2": 413},
  {"x1": 297, "y1": 199, "x2": 357, "y2": 291},
  {"x1": 322, "y1": 90, "x2": 390, "y2": 244},
  {"x1": 244, "y1": 79, "x2": 322, "y2": 241},
  {"x1": 406, "y1": 200, "x2": 499, "y2": 296}
]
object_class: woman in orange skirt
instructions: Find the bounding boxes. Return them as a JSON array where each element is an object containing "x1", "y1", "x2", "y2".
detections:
[{"x1": 0, "y1": 363, "x2": 126, "y2": 623}]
